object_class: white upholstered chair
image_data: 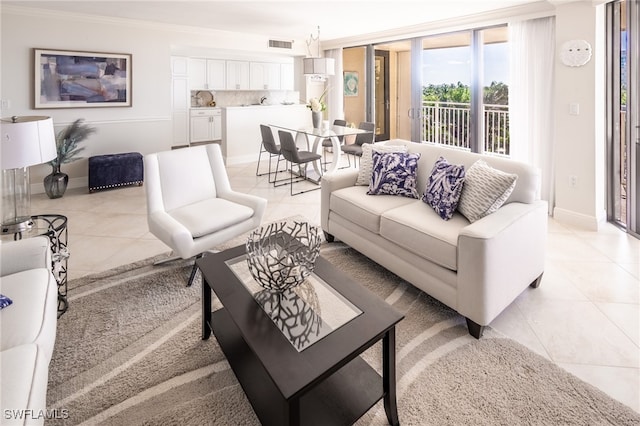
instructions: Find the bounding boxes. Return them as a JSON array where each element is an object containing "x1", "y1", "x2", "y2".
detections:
[{"x1": 144, "y1": 143, "x2": 267, "y2": 286}]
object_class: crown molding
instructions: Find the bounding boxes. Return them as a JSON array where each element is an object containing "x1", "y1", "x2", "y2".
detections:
[
  {"x1": 1, "y1": 4, "x2": 284, "y2": 42},
  {"x1": 323, "y1": 1, "x2": 556, "y2": 49}
]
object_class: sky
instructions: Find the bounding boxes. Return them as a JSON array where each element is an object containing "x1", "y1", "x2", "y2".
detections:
[{"x1": 422, "y1": 42, "x2": 509, "y2": 86}]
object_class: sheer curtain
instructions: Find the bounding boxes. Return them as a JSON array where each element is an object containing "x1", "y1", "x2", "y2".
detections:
[
  {"x1": 325, "y1": 48, "x2": 344, "y2": 123},
  {"x1": 508, "y1": 17, "x2": 556, "y2": 214}
]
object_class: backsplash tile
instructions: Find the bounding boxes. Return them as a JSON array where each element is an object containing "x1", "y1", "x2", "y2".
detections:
[{"x1": 190, "y1": 90, "x2": 301, "y2": 107}]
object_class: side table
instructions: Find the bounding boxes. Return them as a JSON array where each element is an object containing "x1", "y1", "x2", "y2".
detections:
[{"x1": 2, "y1": 214, "x2": 70, "y2": 318}]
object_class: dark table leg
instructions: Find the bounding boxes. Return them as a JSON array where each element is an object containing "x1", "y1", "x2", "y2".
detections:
[
  {"x1": 383, "y1": 327, "x2": 399, "y2": 426},
  {"x1": 285, "y1": 397, "x2": 301, "y2": 426},
  {"x1": 202, "y1": 275, "x2": 211, "y2": 340}
]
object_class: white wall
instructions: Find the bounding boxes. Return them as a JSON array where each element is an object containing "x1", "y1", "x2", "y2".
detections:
[
  {"x1": 1, "y1": 4, "x2": 613, "y2": 228},
  {"x1": 0, "y1": 6, "x2": 303, "y2": 192},
  {"x1": 553, "y1": 1, "x2": 608, "y2": 230}
]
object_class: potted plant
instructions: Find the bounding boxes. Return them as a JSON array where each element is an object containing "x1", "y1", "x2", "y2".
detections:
[{"x1": 44, "y1": 119, "x2": 96, "y2": 199}]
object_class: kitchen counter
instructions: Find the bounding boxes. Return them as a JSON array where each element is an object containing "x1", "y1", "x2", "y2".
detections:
[
  {"x1": 222, "y1": 104, "x2": 310, "y2": 164},
  {"x1": 222, "y1": 103, "x2": 303, "y2": 109}
]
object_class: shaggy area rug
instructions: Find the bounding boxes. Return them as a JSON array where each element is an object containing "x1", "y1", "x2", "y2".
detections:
[{"x1": 47, "y1": 240, "x2": 640, "y2": 425}]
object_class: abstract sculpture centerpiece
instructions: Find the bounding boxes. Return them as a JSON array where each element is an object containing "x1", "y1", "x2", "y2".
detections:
[{"x1": 246, "y1": 221, "x2": 321, "y2": 292}]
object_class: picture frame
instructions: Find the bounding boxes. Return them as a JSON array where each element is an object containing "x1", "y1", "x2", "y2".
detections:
[
  {"x1": 344, "y1": 71, "x2": 359, "y2": 97},
  {"x1": 34, "y1": 48, "x2": 132, "y2": 108}
]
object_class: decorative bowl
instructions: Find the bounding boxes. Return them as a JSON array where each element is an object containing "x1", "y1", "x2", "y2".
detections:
[{"x1": 246, "y1": 221, "x2": 321, "y2": 292}]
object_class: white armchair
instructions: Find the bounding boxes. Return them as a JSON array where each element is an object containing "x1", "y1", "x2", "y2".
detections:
[{"x1": 144, "y1": 144, "x2": 267, "y2": 286}]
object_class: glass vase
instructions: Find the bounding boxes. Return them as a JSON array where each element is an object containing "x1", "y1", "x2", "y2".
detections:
[
  {"x1": 312, "y1": 111, "x2": 322, "y2": 129},
  {"x1": 44, "y1": 165, "x2": 69, "y2": 199}
]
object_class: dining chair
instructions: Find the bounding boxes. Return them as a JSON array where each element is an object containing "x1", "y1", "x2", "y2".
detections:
[
  {"x1": 277, "y1": 130, "x2": 323, "y2": 196},
  {"x1": 321, "y1": 119, "x2": 347, "y2": 170},
  {"x1": 340, "y1": 121, "x2": 375, "y2": 168},
  {"x1": 256, "y1": 125, "x2": 288, "y2": 185},
  {"x1": 145, "y1": 143, "x2": 267, "y2": 286}
]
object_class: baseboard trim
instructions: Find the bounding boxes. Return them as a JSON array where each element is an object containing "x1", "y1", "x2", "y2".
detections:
[
  {"x1": 552, "y1": 207, "x2": 606, "y2": 231},
  {"x1": 31, "y1": 177, "x2": 88, "y2": 195}
]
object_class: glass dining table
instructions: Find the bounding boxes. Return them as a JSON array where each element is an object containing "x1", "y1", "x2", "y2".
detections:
[{"x1": 268, "y1": 124, "x2": 372, "y2": 177}]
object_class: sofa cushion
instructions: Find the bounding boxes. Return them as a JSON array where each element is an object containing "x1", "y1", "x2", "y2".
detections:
[
  {"x1": 331, "y1": 186, "x2": 415, "y2": 234},
  {"x1": 356, "y1": 143, "x2": 408, "y2": 186},
  {"x1": 169, "y1": 198, "x2": 254, "y2": 238},
  {"x1": 458, "y1": 160, "x2": 517, "y2": 223},
  {"x1": 380, "y1": 201, "x2": 469, "y2": 271},
  {"x1": 0, "y1": 294, "x2": 12, "y2": 310},
  {"x1": 0, "y1": 269, "x2": 55, "y2": 352},
  {"x1": 368, "y1": 151, "x2": 421, "y2": 198},
  {"x1": 423, "y1": 156, "x2": 466, "y2": 220}
]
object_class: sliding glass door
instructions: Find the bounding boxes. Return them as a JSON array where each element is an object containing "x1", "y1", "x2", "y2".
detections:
[
  {"x1": 365, "y1": 26, "x2": 509, "y2": 155},
  {"x1": 608, "y1": 0, "x2": 639, "y2": 236}
]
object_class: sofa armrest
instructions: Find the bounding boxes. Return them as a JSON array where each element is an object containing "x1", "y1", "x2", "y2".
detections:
[
  {"x1": 0, "y1": 237, "x2": 51, "y2": 277},
  {"x1": 321, "y1": 169, "x2": 359, "y2": 231},
  {"x1": 457, "y1": 201, "x2": 548, "y2": 326}
]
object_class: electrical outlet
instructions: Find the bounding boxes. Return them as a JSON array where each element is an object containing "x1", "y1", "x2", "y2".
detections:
[
  {"x1": 0, "y1": 99, "x2": 9, "y2": 109},
  {"x1": 569, "y1": 175, "x2": 578, "y2": 188}
]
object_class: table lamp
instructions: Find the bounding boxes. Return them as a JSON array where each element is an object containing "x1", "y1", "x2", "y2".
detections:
[{"x1": 1, "y1": 116, "x2": 56, "y2": 234}]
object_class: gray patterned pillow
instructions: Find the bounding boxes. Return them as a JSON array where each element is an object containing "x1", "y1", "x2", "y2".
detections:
[
  {"x1": 356, "y1": 144, "x2": 407, "y2": 186},
  {"x1": 367, "y1": 151, "x2": 421, "y2": 198},
  {"x1": 422, "y1": 156, "x2": 466, "y2": 220},
  {"x1": 458, "y1": 160, "x2": 517, "y2": 223}
]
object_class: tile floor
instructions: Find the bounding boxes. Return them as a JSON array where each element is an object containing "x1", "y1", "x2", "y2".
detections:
[{"x1": 29, "y1": 159, "x2": 640, "y2": 413}]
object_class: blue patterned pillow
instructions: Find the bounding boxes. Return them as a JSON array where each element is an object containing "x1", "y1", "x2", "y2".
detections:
[
  {"x1": 422, "y1": 156, "x2": 466, "y2": 220},
  {"x1": 367, "y1": 151, "x2": 421, "y2": 198},
  {"x1": 0, "y1": 294, "x2": 13, "y2": 310}
]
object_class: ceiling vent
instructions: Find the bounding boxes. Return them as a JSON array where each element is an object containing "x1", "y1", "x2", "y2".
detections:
[{"x1": 269, "y1": 40, "x2": 293, "y2": 49}]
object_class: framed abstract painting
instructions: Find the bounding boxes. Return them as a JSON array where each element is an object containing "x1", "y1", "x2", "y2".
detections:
[{"x1": 34, "y1": 48, "x2": 132, "y2": 108}]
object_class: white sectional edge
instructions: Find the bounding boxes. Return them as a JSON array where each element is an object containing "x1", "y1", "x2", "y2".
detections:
[{"x1": 1, "y1": 237, "x2": 58, "y2": 425}]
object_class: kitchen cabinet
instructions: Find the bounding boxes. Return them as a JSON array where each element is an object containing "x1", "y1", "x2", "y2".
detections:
[
  {"x1": 189, "y1": 58, "x2": 225, "y2": 90},
  {"x1": 250, "y1": 62, "x2": 281, "y2": 90},
  {"x1": 226, "y1": 60, "x2": 250, "y2": 90},
  {"x1": 171, "y1": 56, "x2": 190, "y2": 146},
  {"x1": 280, "y1": 63, "x2": 294, "y2": 90},
  {"x1": 190, "y1": 108, "x2": 221, "y2": 143}
]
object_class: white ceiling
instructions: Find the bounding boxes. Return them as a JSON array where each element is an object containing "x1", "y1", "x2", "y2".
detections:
[{"x1": 5, "y1": 0, "x2": 545, "y2": 42}]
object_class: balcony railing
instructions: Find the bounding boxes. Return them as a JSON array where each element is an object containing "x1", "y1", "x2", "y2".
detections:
[{"x1": 421, "y1": 101, "x2": 510, "y2": 156}]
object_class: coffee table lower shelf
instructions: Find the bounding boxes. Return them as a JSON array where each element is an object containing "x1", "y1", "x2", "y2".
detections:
[{"x1": 210, "y1": 308, "x2": 385, "y2": 426}]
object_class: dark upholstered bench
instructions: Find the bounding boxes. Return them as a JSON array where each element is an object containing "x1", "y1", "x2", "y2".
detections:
[{"x1": 88, "y1": 152, "x2": 144, "y2": 193}]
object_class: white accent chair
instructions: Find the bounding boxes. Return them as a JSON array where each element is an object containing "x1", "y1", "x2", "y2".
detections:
[{"x1": 144, "y1": 144, "x2": 267, "y2": 286}]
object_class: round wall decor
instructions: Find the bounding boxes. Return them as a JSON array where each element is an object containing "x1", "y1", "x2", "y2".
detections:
[{"x1": 560, "y1": 39, "x2": 592, "y2": 67}]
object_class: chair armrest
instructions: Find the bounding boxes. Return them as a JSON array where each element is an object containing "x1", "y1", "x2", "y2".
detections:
[
  {"x1": 457, "y1": 201, "x2": 548, "y2": 325},
  {"x1": 0, "y1": 237, "x2": 51, "y2": 277},
  {"x1": 321, "y1": 169, "x2": 359, "y2": 230},
  {"x1": 147, "y1": 212, "x2": 194, "y2": 259}
]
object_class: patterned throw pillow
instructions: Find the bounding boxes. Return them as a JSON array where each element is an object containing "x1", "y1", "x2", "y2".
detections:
[
  {"x1": 367, "y1": 151, "x2": 421, "y2": 198},
  {"x1": 422, "y1": 156, "x2": 466, "y2": 220},
  {"x1": 356, "y1": 144, "x2": 408, "y2": 186},
  {"x1": 0, "y1": 294, "x2": 13, "y2": 310},
  {"x1": 458, "y1": 160, "x2": 518, "y2": 223}
]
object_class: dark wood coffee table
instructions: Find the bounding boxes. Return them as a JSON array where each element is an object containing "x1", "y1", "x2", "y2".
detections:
[{"x1": 198, "y1": 244, "x2": 404, "y2": 426}]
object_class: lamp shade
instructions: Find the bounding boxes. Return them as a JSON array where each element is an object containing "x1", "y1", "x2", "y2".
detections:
[
  {"x1": 303, "y1": 57, "x2": 335, "y2": 76},
  {"x1": 1, "y1": 116, "x2": 56, "y2": 170}
]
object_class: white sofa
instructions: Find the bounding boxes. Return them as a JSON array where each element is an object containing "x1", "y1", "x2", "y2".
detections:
[
  {"x1": 321, "y1": 140, "x2": 548, "y2": 338},
  {"x1": 1, "y1": 237, "x2": 58, "y2": 425}
]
